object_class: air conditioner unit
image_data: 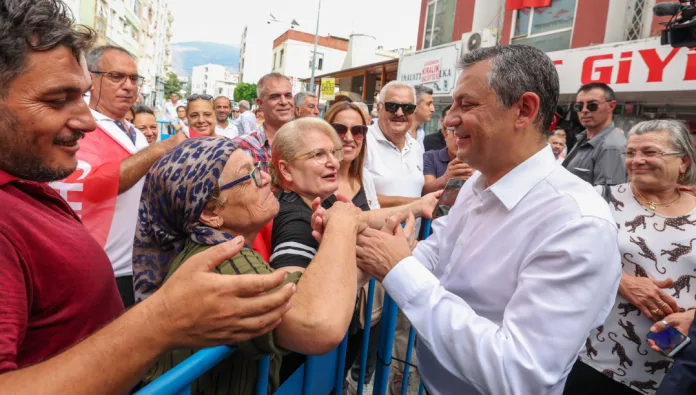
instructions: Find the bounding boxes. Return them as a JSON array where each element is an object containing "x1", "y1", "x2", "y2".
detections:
[{"x1": 461, "y1": 28, "x2": 499, "y2": 56}]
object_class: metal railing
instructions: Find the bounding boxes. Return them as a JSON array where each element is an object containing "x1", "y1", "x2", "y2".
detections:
[{"x1": 135, "y1": 219, "x2": 433, "y2": 395}]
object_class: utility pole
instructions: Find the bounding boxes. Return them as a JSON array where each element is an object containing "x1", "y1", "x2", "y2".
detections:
[{"x1": 308, "y1": 0, "x2": 322, "y2": 93}]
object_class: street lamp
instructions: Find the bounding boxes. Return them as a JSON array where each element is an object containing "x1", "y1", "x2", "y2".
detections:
[{"x1": 308, "y1": 0, "x2": 322, "y2": 93}]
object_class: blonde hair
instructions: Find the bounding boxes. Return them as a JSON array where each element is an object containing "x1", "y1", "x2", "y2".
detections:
[{"x1": 271, "y1": 118, "x2": 342, "y2": 189}]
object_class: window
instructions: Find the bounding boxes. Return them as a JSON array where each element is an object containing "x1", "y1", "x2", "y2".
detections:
[
  {"x1": 422, "y1": 0, "x2": 456, "y2": 49},
  {"x1": 625, "y1": 0, "x2": 647, "y2": 41},
  {"x1": 309, "y1": 53, "x2": 325, "y2": 71},
  {"x1": 511, "y1": 0, "x2": 576, "y2": 52},
  {"x1": 273, "y1": 53, "x2": 277, "y2": 70},
  {"x1": 280, "y1": 49, "x2": 284, "y2": 67}
]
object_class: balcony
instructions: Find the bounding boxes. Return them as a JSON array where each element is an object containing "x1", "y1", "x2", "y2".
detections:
[{"x1": 124, "y1": 7, "x2": 141, "y2": 28}]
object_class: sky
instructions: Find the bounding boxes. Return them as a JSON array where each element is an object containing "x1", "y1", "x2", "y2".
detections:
[{"x1": 168, "y1": 0, "x2": 422, "y2": 50}]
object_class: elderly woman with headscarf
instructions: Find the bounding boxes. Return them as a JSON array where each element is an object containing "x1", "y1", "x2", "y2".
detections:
[
  {"x1": 132, "y1": 137, "x2": 363, "y2": 394},
  {"x1": 565, "y1": 120, "x2": 696, "y2": 395}
]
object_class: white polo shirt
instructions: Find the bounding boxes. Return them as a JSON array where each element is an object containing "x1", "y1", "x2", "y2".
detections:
[
  {"x1": 364, "y1": 122, "x2": 424, "y2": 198},
  {"x1": 215, "y1": 122, "x2": 239, "y2": 139}
]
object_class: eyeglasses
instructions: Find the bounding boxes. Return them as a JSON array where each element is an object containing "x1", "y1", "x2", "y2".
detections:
[
  {"x1": 219, "y1": 162, "x2": 267, "y2": 191},
  {"x1": 331, "y1": 123, "x2": 367, "y2": 139},
  {"x1": 90, "y1": 71, "x2": 145, "y2": 86},
  {"x1": 383, "y1": 102, "x2": 417, "y2": 115},
  {"x1": 621, "y1": 150, "x2": 683, "y2": 160},
  {"x1": 573, "y1": 100, "x2": 613, "y2": 112},
  {"x1": 188, "y1": 94, "x2": 214, "y2": 101},
  {"x1": 294, "y1": 147, "x2": 344, "y2": 164}
]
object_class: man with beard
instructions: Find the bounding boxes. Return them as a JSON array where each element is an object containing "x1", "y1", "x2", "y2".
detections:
[
  {"x1": 50, "y1": 44, "x2": 186, "y2": 307},
  {"x1": 562, "y1": 83, "x2": 626, "y2": 186},
  {"x1": 214, "y1": 95, "x2": 239, "y2": 139},
  {"x1": 236, "y1": 73, "x2": 295, "y2": 165},
  {"x1": 0, "y1": 0, "x2": 296, "y2": 392},
  {"x1": 363, "y1": 80, "x2": 425, "y2": 393}
]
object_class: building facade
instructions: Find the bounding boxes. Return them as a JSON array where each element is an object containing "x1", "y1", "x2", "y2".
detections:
[
  {"x1": 64, "y1": 0, "x2": 173, "y2": 109},
  {"x1": 191, "y1": 64, "x2": 239, "y2": 98},
  {"x1": 414, "y1": 0, "x2": 696, "y2": 131}
]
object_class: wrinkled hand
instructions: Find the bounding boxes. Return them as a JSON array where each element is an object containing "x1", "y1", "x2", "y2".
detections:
[
  {"x1": 619, "y1": 274, "x2": 679, "y2": 321},
  {"x1": 311, "y1": 194, "x2": 357, "y2": 243},
  {"x1": 418, "y1": 190, "x2": 443, "y2": 220},
  {"x1": 356, "y1": 215, "x2": 413, "y2": 282},
  {"x1": 444, "y1": 159, "x2": 474, "y2": 180},
  {"x1": 323, "y1": 200, "x2": 366, "y2": 234},
  {"x1": 153, "y1": 236, "x2": 296, "y2": 348},
  {"x1": 648, "y1": 310, "x2": 695, "y2": 354},
  {"x1": 400, "y1": 212, "x2": 418, "y2": 250}
]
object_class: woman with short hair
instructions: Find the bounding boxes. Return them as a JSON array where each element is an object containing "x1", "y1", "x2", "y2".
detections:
[
  {"x1": 186, "y1": 94, "x2": 217, "y2": 137},
  {"x1": 131, "y1": 105, "x2": 158, "y2": 144},
  {"x1": 565, "y1": 119, "x2": 696, "y2": 395}
]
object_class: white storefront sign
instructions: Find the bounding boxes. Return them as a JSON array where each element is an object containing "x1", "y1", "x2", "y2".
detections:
[
  {"x1": 398, "y1": 43, "x2": 460, "y2": 96},
  {"x1": 548, "y1": 37, "x2": 696, "y2": 95}
]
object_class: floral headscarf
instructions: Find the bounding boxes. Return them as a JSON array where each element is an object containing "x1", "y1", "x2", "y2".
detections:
[{"x1": 132, "y1": 137, "x2": 241, "y2": 302}]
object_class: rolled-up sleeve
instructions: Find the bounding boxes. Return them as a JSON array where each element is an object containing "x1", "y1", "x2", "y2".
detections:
[{"x1": 383, "y1": 216, "x2": 621, "y2": 395}]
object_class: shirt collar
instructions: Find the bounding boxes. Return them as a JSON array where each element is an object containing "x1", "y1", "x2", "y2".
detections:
[
  {"x1": 474, "y1": 145, "x2": 557, "y2": 211},
  {"x1": 580, "y1": 122, "x2": 616, "y2": 147},
  {"x1": 371, "y1": 122, "x2": 415, "y2": 147},
  {"x1": 436, "y1": 147, "x2": 451, "y2": 162},
  {"x1": 90, "y1": 108, "x2": 132, "y2": 127},
  {"x1": 0, "y1": 169, "x2": 18, "y2": 187},
  {"x1": 256, "y1": 123, "x2": 269, "y2": 145}
]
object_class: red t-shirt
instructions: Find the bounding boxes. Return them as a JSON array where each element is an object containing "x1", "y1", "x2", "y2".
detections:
[{"x1": 0, "y1": 170, "x2": 124, "y2": 373}]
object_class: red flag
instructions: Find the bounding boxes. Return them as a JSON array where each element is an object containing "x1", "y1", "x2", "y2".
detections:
[
  {"x1": 506, "y1": 0, "x2": 552, "y2": 10},
  {"x1": 50, "y1": 126, "x2": 127, "y2": 247},
  {"x1": 549, "y1": 112, "x2": 562, "y2": 132}
]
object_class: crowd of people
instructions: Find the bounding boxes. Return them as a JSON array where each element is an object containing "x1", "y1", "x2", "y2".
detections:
[{"x1": 3, "y1": 1, "x2": 696, "y2": 395}]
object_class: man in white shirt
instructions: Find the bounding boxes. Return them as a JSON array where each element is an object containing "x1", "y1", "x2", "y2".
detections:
[
  {"x1": 213, "y1": 96, "x2": 239, "y2": 139},
  {"x1": 163, "y1": 93, "x2": 180, "y2": 133},
  {"x1": 52, "y1": 45, "x2": 185, "y2": 308},
  {"x1": 364, "y1": 80, "x2": 425, "y2": 391},
  {"x1": 409, "y1": 84, "x2": 434, "y2": 149},
  {"x1": 549, "y1": 132, "x2": 567, "y2": 165},
  {"x1": 355, "y1": 45, "x2": 621, "y2": 395},
  {"x1": 238, "y1": 100, "x2": 257, "y2": 135}
]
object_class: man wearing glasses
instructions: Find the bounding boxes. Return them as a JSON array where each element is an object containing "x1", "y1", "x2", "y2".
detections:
[
  {"x1": 562, "y1": 82, "x2": 627, "y2": 186},
  {"x1": 51, "y1": 45, "x2": 185, "y2": 308}
]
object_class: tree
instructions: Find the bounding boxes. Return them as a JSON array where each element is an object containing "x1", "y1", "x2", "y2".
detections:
[
  {"x1": 163, "y1": 72, "x2": 183, "y2": 98},
  {"x1": 234, "y1": 83, "x2": 257, "y2": 103}
]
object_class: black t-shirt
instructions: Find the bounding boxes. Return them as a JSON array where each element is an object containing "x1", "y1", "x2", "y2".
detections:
[{"x1": 270, "y1": 188, "x2": 369, "y2": 270}]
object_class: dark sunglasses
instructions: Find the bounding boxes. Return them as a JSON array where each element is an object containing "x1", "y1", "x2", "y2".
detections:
[
  {"x1": 188, "y1": 94, "x2": 214, "y2": 101},
  {"x1": 383, "y1": 102, "x2": 416, "y2": 115},
  {"x1": 573, "y1": 101, "x2": 612, "y2": 112},
  {"x1": 331, "y1": 123, "x2": 367, "y2": 138}
]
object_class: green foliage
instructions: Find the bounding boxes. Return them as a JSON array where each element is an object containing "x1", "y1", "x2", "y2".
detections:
[
  {"x1": 163, "y1": 72, "x2": 183, "y2": 98},
  {"x1": 234, "y1": 83, "x2": 258, "y2": 103}
]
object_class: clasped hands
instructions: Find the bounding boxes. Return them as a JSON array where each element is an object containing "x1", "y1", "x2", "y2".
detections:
[{"x1": 310, "y1": 196, "x2": 417, "y2": 282}]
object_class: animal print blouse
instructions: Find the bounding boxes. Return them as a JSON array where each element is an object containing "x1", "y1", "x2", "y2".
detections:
[{"x1": 579, "y1": 183, "x2": 696, "y2": 394}]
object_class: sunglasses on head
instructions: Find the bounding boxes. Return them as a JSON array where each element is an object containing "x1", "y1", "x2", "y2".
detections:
[
  {"x1": 573, "y1": 101, "x2": 611, "y2": 113},
  {"x1": 383, "y1": 102, "x2": 417, "y2": 115},
  {"x1": 188, "y1": 94, "x2": 213, "y2": 101},
  {"x1": 331, "y1": 123, "x2": 367, "y2": 138}
]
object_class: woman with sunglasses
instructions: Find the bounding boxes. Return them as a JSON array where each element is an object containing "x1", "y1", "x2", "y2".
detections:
[
  {"x1": 132, "y1": 137, "x2": 363, "y2": 394},
  {"x1": 186, "y1": 94, "x2": 219, "y2": 137}
]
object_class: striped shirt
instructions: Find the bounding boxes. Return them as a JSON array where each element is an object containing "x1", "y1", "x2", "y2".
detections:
[{"x1": 143, "y1": 240, "x2": 301, "y2": 395}]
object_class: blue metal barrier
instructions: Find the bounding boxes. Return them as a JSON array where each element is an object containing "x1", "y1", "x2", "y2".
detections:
[
  {"x1": 157, "y1": 120, "x2": 171, "y2": 141},
  {"x1": 136, "y1": 219, "x2": 434, "y2": 395}
]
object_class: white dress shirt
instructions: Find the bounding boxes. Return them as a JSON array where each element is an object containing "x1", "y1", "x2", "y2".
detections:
[
  {"x1": 215, "y1": 122, "x2": 239, "y2": 139},
  {"x1": 382, "y1": 145, "x2": 621, "y2": 395},
  {"x1": 163, "y1": 101, "x2": 179, "y2": 122},
  {"x1": 239, "y1": 110, "x2": 257, "y2": 135}
]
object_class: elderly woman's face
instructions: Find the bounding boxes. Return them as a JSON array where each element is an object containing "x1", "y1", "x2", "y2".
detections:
[
  {"x1": 282, "y1": 129, "x2": 341, "y2": 200},
  {"x1": 333, "y1": 109, "x2": 365, "y2": 165},
  {"x1": 187, "y1": 100, "x2": 216, "y2": 136},
  {"x1": 626, "y1": 130, "x2": 688, "y2": 189},
  {"x1": 212, "y1": 149, "x2": 278, "y2": 232}
]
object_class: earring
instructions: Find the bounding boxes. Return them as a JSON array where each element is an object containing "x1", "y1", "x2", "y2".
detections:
[{"x1": 679, "y1": 173, "x2": 686, "y2": 182}]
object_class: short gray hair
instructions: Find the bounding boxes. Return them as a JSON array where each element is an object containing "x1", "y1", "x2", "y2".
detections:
[
  {"x1": 414, "y1": 84, "x2": 434, "y2": 104},
  {"x1": 354, "y1": 102, "x2": 369, "y2": 115},
  {"x1": 238, "y1": 100, "x2": 250, "y2": 110},
  {"x1": 627, "y1": 119, "x2": 696, "y2": 185},
  {"x1": 294, "y1": 91, "x2": 317, "y2": 107},
  {"x1": 460, "y1": 45, "x2": 559, "y2": 133},
  {"x1": 214, "y1": 95, "x2": 231, "y2": 106},
  {"x1": 379, "y1": 81, "x2": 416, "y2": 104},
  {"x1": 257, "y1": 72, "x2": 291, "y2": 99},
  {"x1": 86, "y1": 45, "x2": 135, "y2": 71}
]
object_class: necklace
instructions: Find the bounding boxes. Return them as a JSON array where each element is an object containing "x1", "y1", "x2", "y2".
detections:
[{"x1": 631, "y1": 183, "x2": 681, "y2": 211}]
